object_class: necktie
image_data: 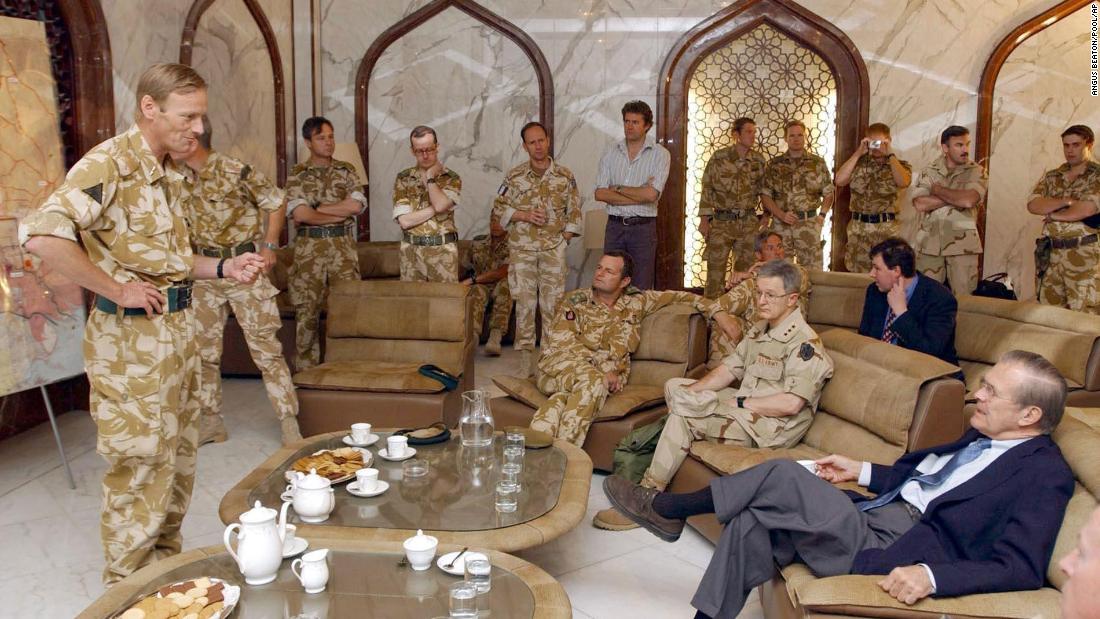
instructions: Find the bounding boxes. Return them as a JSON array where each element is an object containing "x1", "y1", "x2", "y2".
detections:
[
  {"x1": 858, "y1": 438, "x2": 992, "y2": 512},
  {"x1": 881, "y1": 308, "x2": 898, "y2": 344}
]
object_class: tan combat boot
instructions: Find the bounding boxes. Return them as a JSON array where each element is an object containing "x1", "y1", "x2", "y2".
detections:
[
  {"x1": 593, "y1": 506, "x2": 640, "y2": 531},
  {"x1": 516, "y1": 350, "x2": 534, "y2": 378},
  {"x1": 198, "y1": 414, "x2": 228, "y2": 446},
  {"x1": 281, "y1": 417, "x2": 303, "y2": 446},
  {"x1": 484, "y1": 329, "x2": 503, "y2": 356}
]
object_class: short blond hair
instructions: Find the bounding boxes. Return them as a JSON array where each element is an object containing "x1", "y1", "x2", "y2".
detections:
[{"x1": 135, "y1": 63, "x2": 206, "y2": 120}]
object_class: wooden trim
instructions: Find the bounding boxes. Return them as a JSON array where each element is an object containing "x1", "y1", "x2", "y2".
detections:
[
  {"x1": 354, "y1": 0, "x2": 555, "y2": 240},
  {"x1": 57, "y1": 0, "x2": 115, "y2": 154},
  {"x1": 180, "y1": 0, "x2": 289, "y2": 185},
  {"x1": 973, "y1": 0, "x2": 1091, "y2": 273},
  {"x1": 656, "y1": 0, "x2": 869, "y2": 288}
]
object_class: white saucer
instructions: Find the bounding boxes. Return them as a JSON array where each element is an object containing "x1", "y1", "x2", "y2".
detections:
[
  {"x1": 343, "y1": 434, "x2": 380, "y2": 448},
  {"x1": 436, "y1": 551, "x2": 488, "y2": 576},
  {"x1": 347, "y1": 480, "x2": 390, "y2": 497},
  {"x1": 282, "y1": 537, "x2": 309, "y2": 558},
  {"x1": 377, "y1": 447, "x2": 417, "y2": 461}
]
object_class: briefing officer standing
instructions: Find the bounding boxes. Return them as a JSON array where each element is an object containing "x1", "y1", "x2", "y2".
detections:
[{"x1": 20, "y1": 64, "x2": 264, "y2": 584}]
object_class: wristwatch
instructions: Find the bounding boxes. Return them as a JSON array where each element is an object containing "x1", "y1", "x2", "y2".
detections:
[
  {"x1": 426, "y1": 176, "x2": 438, "y2": 185},
  {"x1": 736, "y1": 396, "x2": 746, "y2": 409},
  {"x1": 262, "y1": 242, "x2": 280, "y2": 251}
]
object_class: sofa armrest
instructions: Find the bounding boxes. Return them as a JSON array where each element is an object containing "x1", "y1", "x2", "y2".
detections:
[{"x1": 906, "y1": 377, "x2": 966, "y2": 451}]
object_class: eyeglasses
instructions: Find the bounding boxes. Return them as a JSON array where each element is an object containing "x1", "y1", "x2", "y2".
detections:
[
  {"x1": 756, "y1": 289, "x2": 794, "y2": 303},
  {"x1": 976, "y1": 379, "x2": 1017, "y2": 404},
  {"x1": 413, "y1": 146, "x2": 438, "y2": 156}
]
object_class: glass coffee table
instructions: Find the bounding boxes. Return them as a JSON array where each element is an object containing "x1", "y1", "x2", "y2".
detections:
[
  {"x1": 218, "y1": 432, "x2": 592, "y2": 551},
  {"x1": 76, "y1": 541, "x2": 571, "y2": 618}
]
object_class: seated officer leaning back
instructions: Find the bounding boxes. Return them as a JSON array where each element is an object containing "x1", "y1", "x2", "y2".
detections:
[
  {"x1": 594, "y1": 259, "x2": 833, "y2": 531},
  {"x1": 286, "y1": 116, "x2": 367, "y2": 370}
]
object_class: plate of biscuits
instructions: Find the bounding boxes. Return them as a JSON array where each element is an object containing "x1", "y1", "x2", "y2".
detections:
[
  {"x1": 115, "y1": 576, "x2": 239, "y2": 619},
  {"x1": 286, "y1": 446, "x2": 371, "y2": 483}
]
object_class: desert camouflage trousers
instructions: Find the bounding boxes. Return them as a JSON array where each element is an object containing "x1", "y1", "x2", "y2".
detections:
[
  {"x1": 640, "y1": 378, "x2": 806, "y2": 491},
  {"x1": 1039, "y1": 243, "x2": 1100, "y2": 314},
  {"x1": 469, "y1": 278, "x2": 513, "y2": 339},
  {"x1": 192, "y1": 277, "x2": 298, "y2": 427},
  {"x1": 530, "y1": 362, "x2": 609, "y2": 447},
  {"x1": 774, "y1": 216, "x2": 824, "y2": 270},
  {"x1": 400, "y1": 241, "x2": 459, "y2": 283},
  {"x1": 289, "y1": 235, "x2": 360, "y2": 370},
  {"x1": 704, "y1": 216, "x2": 760, "y2": 298},
  {"x1": 509, "y1": 243, "x2": 566, "y2": 351},
  {"x1": 84, "y1": 307, "x2": 200, "y2": 584},
  {"x1": 844, "y1": 218, "x2": 899, "y2": 273},
  {"x1": 916, "y1": 252, "x2": 979, "y2": 295}
]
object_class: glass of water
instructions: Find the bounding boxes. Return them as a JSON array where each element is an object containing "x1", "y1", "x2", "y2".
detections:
[
  {"x1": 504, "y1": 430, "x2": 525, "y2": 451},
  {"x1": 502, "y1": 446, "x2": 524, "y2": 491},
  {"x1": 465, "y1": 557, "x2": 491, "y2": 611},
  {"x1": 449, "y1": 581, "x2": 478, "y2": 618},
  {"x1": 494, "y1": 480, "x2": 518, "y2": 513}
]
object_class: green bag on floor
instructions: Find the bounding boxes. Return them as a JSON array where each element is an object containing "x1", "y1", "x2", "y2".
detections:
[{"x1": 611, "y1": 415, "x2": 668, "y2": 483}]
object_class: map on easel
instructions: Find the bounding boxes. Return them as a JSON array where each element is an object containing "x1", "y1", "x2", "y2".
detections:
[{"x1": 0, "y1": 17, "x2": 86, "y2": 397}]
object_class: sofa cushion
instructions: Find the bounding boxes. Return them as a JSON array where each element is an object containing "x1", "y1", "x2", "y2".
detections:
[
  {"x1": 780, "y1": 563, "x2": 1061, "y2": 619},
  {"x1": 806, "y1": 271, "x2": 867, "y2": 331},
  {"x1": 293, "y1": 360, "x2": 452, "y2": 393},
  {"x1": 491, "y1": 376, "x2": 665, "y2": 421},
  {"x1": 327, "y1": 280, "x2": 469, "y2": 341},
  {"x1": 634, "y1": 305, "x2": 695, "y2": 363},
  {"x1": 357, "y1": 241, "x2": 402, "y2": 279}
]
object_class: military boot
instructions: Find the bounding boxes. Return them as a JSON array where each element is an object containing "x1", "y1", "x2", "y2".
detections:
[
  {"x1": 198, "y1": 414, "x2": 228, "y2": 446},
  {"x1": 484, "y1": 329, "x2": 503, "y2": 356},
  {"x1": 593, "y1": 507, "x2": 640, "y2": 531},
  {"x1": 281, "y1": 417, "x2": 303, "y2": 446}
]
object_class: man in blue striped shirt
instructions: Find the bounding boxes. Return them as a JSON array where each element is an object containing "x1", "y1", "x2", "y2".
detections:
[{"x1": 594, "y1": 101, "x2": 671, "y2": 289}]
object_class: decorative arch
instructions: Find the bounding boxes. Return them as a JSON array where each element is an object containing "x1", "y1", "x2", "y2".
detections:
[
  {"x1": 180, "y1": 0, "x2": 288, "y2": 185},
  {"x1": 354, "y1": 0, "x2": 554, "y2": 239},
  {"x1": 973, "y1": 0, "x2": 1092, "y2": 269},
  {"x1": 656, "y1": 0, "x2": 869, "y2": 288}
]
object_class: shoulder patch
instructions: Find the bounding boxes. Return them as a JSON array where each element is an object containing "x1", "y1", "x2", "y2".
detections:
[
  {"x1": 497, "y1": 183, "x2": 508, "y2": 196},
  {"x1": 82, "y1": 183, "x2": 103, "y2": 205},
  {"x1": 240, "y1": 164, "x2": 252, "y2": 181},
  {"x1": 798, "y1": 342, "x2": 814, "y2": 361}
]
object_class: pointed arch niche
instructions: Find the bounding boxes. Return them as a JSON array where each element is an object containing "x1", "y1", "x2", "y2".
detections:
[
  {"x1": 656, "y1": 0, "x2": 868, "y2": 288},
  {"x1": 354, "y1": 0, "x2": 554, "y2": 241}
]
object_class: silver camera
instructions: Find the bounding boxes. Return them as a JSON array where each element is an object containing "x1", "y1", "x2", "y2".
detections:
[{"x1": 869, "y1": 139, "x2": 883, "y2": 149}]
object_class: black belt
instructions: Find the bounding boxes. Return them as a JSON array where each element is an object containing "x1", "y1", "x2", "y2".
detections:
[
  {"x1": 1050, "y1": 234, "x2": 1099, "y2": 250},
  {"x1": 94, "y1": 284, "x2": 193, "y2": 316},
  {"x1": 794, "y1": 208, "x2": 819, "y2": 221},
  {"x1": 852, "y1": 212, "x2": 896, "y2": 224},
  {"x1": 403, "y1": 231, "x2": 458, "y2": 246},
  {"x1": 194, "y1": 241, "x2": 255, "y2": 258},
  {"x1": 711, "y1": 210, "x2": 750, "y2": 222},
  {"x1": 298, "y1": 224, "x2": 350, "y2": 239},
  {"x1": 608, "y1": 215, "x2": 656, "y2": 226}
]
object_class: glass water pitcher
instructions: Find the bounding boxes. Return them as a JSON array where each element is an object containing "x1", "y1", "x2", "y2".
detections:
[{"x1": 459, "y1": 389, "x2": 495, "y2": 447}]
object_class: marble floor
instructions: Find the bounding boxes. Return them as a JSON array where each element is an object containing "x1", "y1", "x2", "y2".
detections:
[{"x1": 0, "y1": 346, "x2": 763, "y2": 619}]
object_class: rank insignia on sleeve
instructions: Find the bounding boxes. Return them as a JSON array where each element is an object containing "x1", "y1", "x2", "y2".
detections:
[
  {"x1": 497, "y1": 184, "x2": 508, "y2": 196},
  {"x1": 565, "y1": 310, "x2": 575, "y2": 321},
  {"x1": 799, "y1": 342, "x2": 814, "y2": 361},
  {"x1": 82, "y1": 183, "x2": 103, "y2": 205}
]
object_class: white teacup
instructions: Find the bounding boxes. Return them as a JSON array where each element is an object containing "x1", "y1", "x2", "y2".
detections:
[
  {"x1": 351, "y1": 422, "x2": 372, "y2": 444},
  {"x1": 282, "y1": 523, "x2": 298, "y2": 553},
  {"x1": 291, "y1": 548, "x2": 330, "y2": 594},
  {"x1": 387, "y1": 435, "x2": 409, "y2": 458},
  {"x1": 403, "y1": 529, "x2": 438, "y2": 571},
  {"x1": 356, "y1": 467, "x2": 380, "y2": 492}
]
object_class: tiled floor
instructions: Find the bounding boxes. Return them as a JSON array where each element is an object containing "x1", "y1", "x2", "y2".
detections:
[{"x1": 0, "y1": 346, "x2": 762, "y2": 618}]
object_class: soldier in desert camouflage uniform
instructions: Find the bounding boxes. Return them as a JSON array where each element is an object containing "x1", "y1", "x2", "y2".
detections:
[
  {"x1": 760, "y1": 120, "x2": 834, "y2": 270},
  {"x1": 20, "y1": 64, "x2": 264, "y2": 584},
  {"x1": 493, "y1": 121, "x2": 582, "y2": 375},
  {"x1": 394, "y1": 125, "x2": 462, "y2": 283},
  {"x1": 1027, "y1": 125, "x2": 1100, "y2": 313},
  {"x1": 699, "y1": 117, "x2": 767, "y2": 297},
  {"x1": 531, "y1": 251, "x2": 699, "y2": 447},
  {"x1": 911, "y1": 126, "x2": 987, "y2": 294},
  {"x1": 836, "y1": 123, "x2": 912, "y2": 273},
  {"x1": 286, "y1": 116, "x2": 367, "y2": 370},
  {"x1": 173, "y1": 117, "x2": 301, "y2": 446},
  {"x1": 462, "y1": 221, "x2": 512, "y2": 354}
]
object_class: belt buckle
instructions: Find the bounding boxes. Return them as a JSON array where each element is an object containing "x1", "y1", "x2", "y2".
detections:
[{"x1": 177, "y1": 285, "x2": 193, "y2": 310}]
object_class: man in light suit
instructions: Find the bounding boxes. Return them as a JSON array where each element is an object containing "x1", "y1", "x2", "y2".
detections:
[{"x1": 605, "y1": 350, "x2": 1073, "y2": 619}]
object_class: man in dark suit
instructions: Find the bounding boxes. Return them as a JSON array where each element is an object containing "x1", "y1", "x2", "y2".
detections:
[
  {"x1": 858, "y1": 237, "x2": 959, "y2": 367},
  {"x1": 604, "y1": 350, "x2": 1073, "y2": 619}
]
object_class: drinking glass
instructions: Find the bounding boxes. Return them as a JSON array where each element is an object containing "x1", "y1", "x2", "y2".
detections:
[
  {"x1": 448, "y1": 582, "x2": 477, "y2": 618},
  {"x1": 502, "y1": 446, "x2": 524, "y2": 491},
  {"x1": 503, "y1": 430, "x2": 525, "y2": 451},
  {"x1": 465, "y1": 557, "x2": 492, "y2": 611},
  {"x1": 494, "y1": 480, "x2": 518, "y2": 513}
]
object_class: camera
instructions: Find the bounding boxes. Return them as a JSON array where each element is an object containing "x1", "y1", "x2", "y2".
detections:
[{"x1": 869, "y1": 139, "x2": 883, "y2": 149}]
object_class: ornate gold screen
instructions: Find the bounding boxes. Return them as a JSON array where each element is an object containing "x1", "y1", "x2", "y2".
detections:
[{"x1": 684, "y1": 23, "x2": 839, "y2": 287}]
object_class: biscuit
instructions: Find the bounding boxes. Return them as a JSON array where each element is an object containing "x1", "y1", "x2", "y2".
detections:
[
  {"x1": 204, "y1": 589, "x2": 224, "y2": 604},
  {"x1": 134, "y1": 598, "x2": 160, "y2": 613},
  {"x1": 171, "y1": 595, "x2": 194, "y2": 609},
  {"x1": 198, "y1": 602, "x2": 223, "y2": 619},
  {"x1": 119, "y1": 609, "x2": 146, "y2": 619},
  {"x1": 193, "y1": 577, "x2": 213, "y2": 590},
  {"x1": 183, "y1": 601, "x2": 204, "y2": 616}
]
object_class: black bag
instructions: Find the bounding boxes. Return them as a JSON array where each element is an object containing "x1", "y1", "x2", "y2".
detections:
[{"x1": 972, "y1": 272, "x2": 1017, "y2": 300}]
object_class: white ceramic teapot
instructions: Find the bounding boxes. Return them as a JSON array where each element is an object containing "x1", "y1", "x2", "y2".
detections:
[
  {"x1": 282, "y1": 468, "x2": 336, "y2": 523},
  {"x1": 223, "y1": 500, "x2": 291, "y2": 585}
]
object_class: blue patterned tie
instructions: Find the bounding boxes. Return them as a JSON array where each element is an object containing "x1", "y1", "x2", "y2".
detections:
[{"x1": 858, "y1": 438, "x2": 992, "y2": 512}]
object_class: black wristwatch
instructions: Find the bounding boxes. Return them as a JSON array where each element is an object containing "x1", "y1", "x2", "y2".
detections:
[
  {"x1": 216, "y1": 258, "x2": 227, "y2": 279},
  {"x1": 737, "y1": 396, "x2": 746, "y2": 409}
]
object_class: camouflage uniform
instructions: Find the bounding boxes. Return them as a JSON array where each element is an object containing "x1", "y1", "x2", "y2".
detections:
[
  {"x1": 701, "y1": 264, "x2": 812, "y2": 368},
  {"x1": 700, "y1": 147, "x2": 767, "y2": 297},
  {"x1": 177, "y1": 151, "x2": 299, "y2": 437},
  {"x1": 762, "y1": 152, "x2": 834, "y2": 269},
  {"x1": 19, "y1": 125, "x2": 200, "y2": 584},
  {"x1": 393, "y1": 167, "x2": 462, "y2": 282},
  {"x1": 493, "y1": 160, "x2": 582, "y2": 352},
  {"x1": 1030, "y1": 161, "x2": 1100, "y2": 313},
  {"x1": 285, "y1": 160, "x2": 365, "y2": 370},
  {"x1": 844, "y1": 155, "x2": 912, "y2": 273},
  {"x1": 641, "y1": 308, "x2": 833, "y2": 490},
  {"x1": 532, "y1": 287, "x2": 699, "y2": 446},
  {"x1": 465, "y1": 233, "x2": 512, "y2": 339},
  {"x1": 912, "y1": 156, "x2": 987, "y2": 294}
]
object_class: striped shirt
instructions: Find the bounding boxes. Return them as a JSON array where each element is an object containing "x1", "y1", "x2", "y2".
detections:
[{"x1": 595, "y1": 136, "x2": 671, "y2": 218}]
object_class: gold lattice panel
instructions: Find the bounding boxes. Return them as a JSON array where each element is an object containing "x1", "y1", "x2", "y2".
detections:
[{"x1": 685, "y1": 23, "x2": 839, "y2": 287}]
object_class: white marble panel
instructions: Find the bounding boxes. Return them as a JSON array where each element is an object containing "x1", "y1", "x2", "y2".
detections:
[{"x1": 256, "y1": 0, "x2": 297, "y2": 168}]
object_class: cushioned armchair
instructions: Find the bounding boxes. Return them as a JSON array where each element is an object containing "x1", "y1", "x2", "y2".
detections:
[
  {"x1": 292, "y1": 280, "x2": 476, "y2": 434},
  {"x1": 490, "y1": 304, "x2": 709, "y2": 472}
]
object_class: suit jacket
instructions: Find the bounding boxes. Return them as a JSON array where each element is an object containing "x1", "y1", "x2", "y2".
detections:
[
  {"x1": 849, "y1": 428, "x2": 1074, "y2": 597},
  {"x1": 858, "y1": 275, "x2": 959, "y2": 367}
]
